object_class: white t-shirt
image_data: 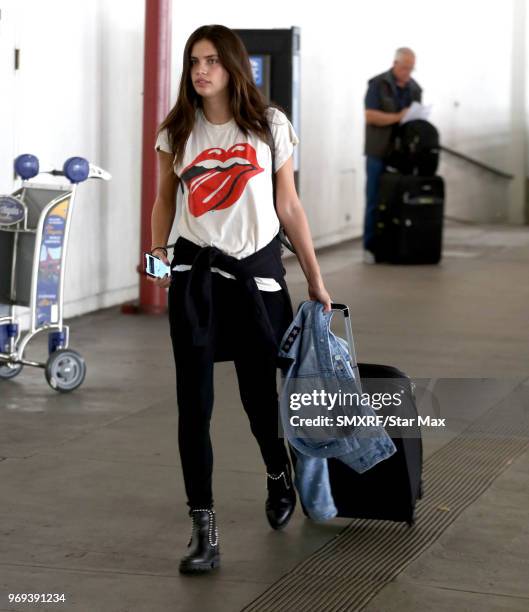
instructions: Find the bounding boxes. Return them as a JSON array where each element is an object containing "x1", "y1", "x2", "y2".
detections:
[{"x1": 154, "y1": 106, "x2": 299, "y2": 291}]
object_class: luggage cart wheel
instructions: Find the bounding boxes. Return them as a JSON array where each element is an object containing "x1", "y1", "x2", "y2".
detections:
[
  {"x1": 45, "y1": 349, "x2": 86, "y2": 392},
  {"x1": 0, "y1": 361, "x2": 24, "y2": 379}
]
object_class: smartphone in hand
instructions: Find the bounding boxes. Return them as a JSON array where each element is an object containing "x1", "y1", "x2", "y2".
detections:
[{"x1": 144, "y1": 253, "x2": 171, "y2": 278}]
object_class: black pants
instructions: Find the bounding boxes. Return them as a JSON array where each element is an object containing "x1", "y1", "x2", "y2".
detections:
[{"x1": 168, "y1": 269, "x2": 292, "y2": 510}]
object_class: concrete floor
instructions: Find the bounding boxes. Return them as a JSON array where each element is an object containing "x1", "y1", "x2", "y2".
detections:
[{"x1": 1, "y1": 220, "x2": 528, "y2": 612}]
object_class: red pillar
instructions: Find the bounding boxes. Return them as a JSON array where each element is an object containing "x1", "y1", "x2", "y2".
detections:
[{"x1": 124, "y1": 0, "x2": 172, "y2": 315}]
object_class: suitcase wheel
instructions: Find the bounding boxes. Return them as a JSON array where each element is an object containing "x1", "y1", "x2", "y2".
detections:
[{"x1": 407, "y1": 510, "x2": 417, "y2": 528}]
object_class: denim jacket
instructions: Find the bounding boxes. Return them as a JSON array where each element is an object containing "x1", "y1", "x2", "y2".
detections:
[{"x1": 278, "y1": 300, "x2": 396, "y2": 521}]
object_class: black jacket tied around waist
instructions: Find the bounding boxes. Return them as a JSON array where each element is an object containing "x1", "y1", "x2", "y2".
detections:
[{"x1": 171, "y1": 235, "x2": 294, "y2": 357}]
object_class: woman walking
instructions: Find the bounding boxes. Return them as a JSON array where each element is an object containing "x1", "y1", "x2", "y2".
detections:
[{"x1": 147, "y1": 24, "x2": 332, "y2": 574}]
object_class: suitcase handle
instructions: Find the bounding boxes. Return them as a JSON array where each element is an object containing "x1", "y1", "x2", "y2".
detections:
[{"x1": 330, "y1": 302, "x2": 358, "y2": 367}]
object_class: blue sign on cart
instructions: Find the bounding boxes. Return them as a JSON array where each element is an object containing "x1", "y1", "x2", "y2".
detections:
[
  {"x1": 42, "y1": 215, "x2": 66, "y2": 247},
  {"x1": 36, "y1": 198, "x2": 70, "y2": 326},
  {"x1": 0, "y1": 196, "x2": 25, "y2": 225}
]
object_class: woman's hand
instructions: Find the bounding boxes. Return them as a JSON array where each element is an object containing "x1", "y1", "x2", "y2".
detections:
[
  {"x1": 308, "y1": 281, "x2": 332, "y2": 312},
  {"x1": 146, "y1": 248, "x2": 172, "y2": 289}
]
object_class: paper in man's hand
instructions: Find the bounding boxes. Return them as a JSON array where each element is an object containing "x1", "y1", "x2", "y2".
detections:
[{"x1": 400, "y1": 101, "x2": 432, "y2": 125}]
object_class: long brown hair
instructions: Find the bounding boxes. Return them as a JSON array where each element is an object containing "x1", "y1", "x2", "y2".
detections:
[{"x1": 157, "y1": 25, "x2": 275, "y2": 171}]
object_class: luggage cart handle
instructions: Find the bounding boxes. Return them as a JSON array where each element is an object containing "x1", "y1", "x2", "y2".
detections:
[
  {"x1": 330, "y1": 302, "x2": 359, "y2": 367},
  {"x1": 42, "y1": 164, "x2": 111, "y2": 181}
]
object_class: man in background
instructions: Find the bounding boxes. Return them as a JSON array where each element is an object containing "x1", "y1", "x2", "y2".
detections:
[{"x1": 363, "y1": 48, "x2": 422, "y2": 263}]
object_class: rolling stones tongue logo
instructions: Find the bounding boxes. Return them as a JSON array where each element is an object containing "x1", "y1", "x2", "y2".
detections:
[{"x1": 181, "y1": 143, "x2": 264, "y2": 217}]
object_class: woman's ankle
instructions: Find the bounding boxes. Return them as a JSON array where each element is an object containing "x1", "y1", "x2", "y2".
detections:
[{"x1": 188, "y1": 503, "x2": 214, "y2": 513}]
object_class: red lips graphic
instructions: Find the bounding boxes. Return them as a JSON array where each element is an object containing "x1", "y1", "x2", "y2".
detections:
[{"x1": 181, "y1": 143, "x2": 264, "y2": 217}]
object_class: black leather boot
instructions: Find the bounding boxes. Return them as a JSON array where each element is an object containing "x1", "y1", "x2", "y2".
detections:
[
  {"x1": 265, "y1": 460, "x2": 296, "y2": 530},
  {"x1": 179, "y1": 508, "x2": 221, "y2": 574}
]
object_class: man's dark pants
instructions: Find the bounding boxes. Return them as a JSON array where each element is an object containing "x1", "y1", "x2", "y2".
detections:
[{"x1": 363, "y1": 155, "x2": 386, "y2": 252}]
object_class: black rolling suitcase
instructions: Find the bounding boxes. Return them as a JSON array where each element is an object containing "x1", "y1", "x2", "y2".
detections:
[
  {"x1": 327, "y1": 362, "x2": 423, "y2": 526},
  {"x1": 374, "y1": 173, "x2": 444, "y2": 264},
  {"x1": 288, "y1": 305, "x2": 423, "y2": 527}
]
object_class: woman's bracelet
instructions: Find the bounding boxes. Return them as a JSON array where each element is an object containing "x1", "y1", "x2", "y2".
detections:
[{"x1": 150, "y1": 246, "x2": 168, "y2": 256}]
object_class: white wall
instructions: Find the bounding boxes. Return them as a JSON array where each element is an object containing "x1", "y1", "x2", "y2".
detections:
[
  {"x1": 0, "y1": 0, "x2": 527, "y2": 329},
  {"x1": 0, "y1": 2, "x2": 17, "y2": 194},
  {"x1": 527, "y1": 0, "x2": 529, "y2": 180}
]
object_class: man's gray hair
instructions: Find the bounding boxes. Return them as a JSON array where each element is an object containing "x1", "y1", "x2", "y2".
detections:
[{"x1": 395, "y1": 47, "x2": 415, "y2": 61}]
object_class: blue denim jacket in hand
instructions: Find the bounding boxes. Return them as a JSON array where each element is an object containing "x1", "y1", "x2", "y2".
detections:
[{"x1": 278, "y1": 300, "x2": 397, "y2": 521}]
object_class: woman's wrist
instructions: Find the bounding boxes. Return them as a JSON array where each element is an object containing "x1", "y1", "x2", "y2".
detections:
[
  {"x1": 151, "y1": 245, "x2": 168, "y2": 256},
  {"x1": 307, "y1": 274, "x2": 324, "y2": 289}
]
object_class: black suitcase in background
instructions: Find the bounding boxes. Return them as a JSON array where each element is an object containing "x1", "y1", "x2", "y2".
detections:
[
  {"x1": 388, "y1": 119, "x2": 440, "y2": 176},
  {"x1": 375, "y1": 173, "x2": 444, "y2": 264},
  {"x1": 326, "y1": 363, "x2": 423, "y2": 526}
]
